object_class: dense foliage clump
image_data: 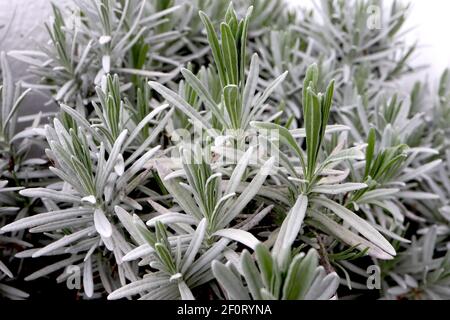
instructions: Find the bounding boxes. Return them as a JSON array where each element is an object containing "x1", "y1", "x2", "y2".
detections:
[{"x1": 0, "y1": 0, "x2": 449, "y2": 300}]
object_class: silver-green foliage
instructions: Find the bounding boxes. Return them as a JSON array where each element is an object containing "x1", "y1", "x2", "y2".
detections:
[{"x1": 0, "y1": 0, "x2": 449, "y2": 301}]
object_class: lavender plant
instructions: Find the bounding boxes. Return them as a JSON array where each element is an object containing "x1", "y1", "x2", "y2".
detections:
[{"x1": 0, "y1": 0, "x2": 449, "y2": 301}]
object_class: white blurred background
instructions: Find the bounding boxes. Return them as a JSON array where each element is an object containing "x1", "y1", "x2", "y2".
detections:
[
  {"x1": 0, "y1": 0, "x2": 449, "y2": 82},
  {"x1": 405, "y1": 1, "x2": 450, "y2": 78}
]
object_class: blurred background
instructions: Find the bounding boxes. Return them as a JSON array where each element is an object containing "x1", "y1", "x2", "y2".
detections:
[{"x1": 0, "y1": 0, "x2": 449, "y2": 84}]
